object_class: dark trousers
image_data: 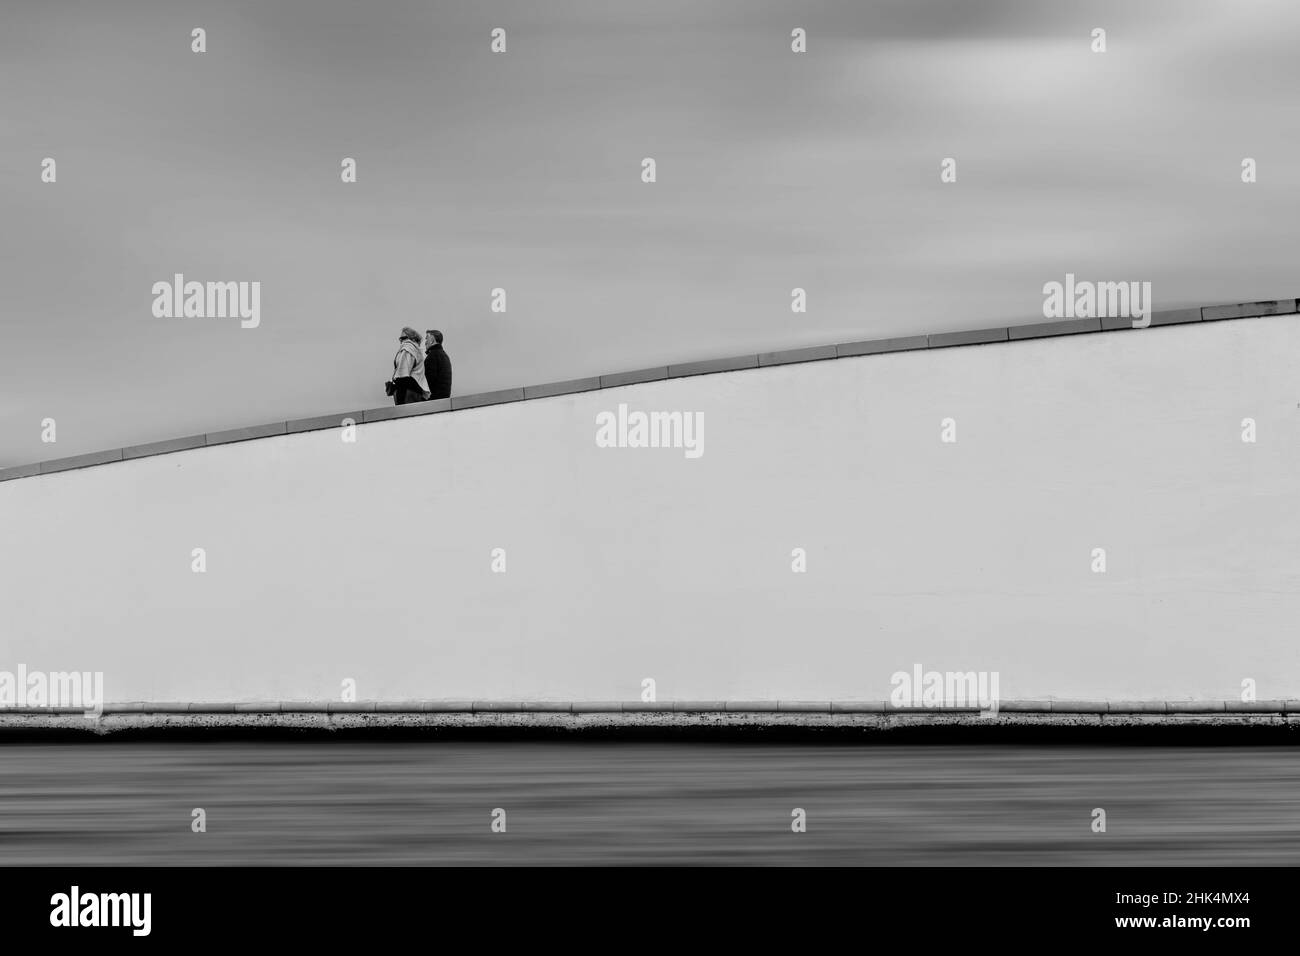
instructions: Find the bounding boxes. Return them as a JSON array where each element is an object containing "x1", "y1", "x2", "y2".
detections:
[{"x1": 393, "y1": 377, "x2": 424, "y2": 405}]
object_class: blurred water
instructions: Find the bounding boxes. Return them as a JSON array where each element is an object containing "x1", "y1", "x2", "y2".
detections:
[{"x1": 0, "y1": 743, "x2": 1297, "y2": 865}]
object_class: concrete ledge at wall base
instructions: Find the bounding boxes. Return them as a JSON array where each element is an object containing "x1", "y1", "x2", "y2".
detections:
[
  {"x1": 1048, "y1": 700, "x2": 1108, "y2": 714},
  {"x1": 836, "y1": 335, "x2": 928, "y2": 357},
  {"x1": 5, "y1": 697, "x2": 1294, "y2": 717},
  {"x1": 599, "y1": 367, "x2": 667, "y2": 389},
  {"x1": 206, "y1": 422, "x2": 286, "y2": 446},
  {"x1": 518, "y1": 701, "x2": 574, "y2": 712},
  {"x1": 725, "y1": 701, "x2": 780, "y2": 712},
  {"x1": 1105, "y1": 701, "x2": 1167, "y2": 713},
  {"x1": 0, "y1": 700, "x2": 1292, "y2": 719},
  {"x1": 758, "y1": 345, "x2": 839, "y2": 367},
  {"x1": 995, "y1": 699, "x2": 1051, "y2": 712},
  {"x1": 672, "y1": 700, "x2": 730, "y2": 712},
  {"x1": 422, "y1": 700, "x2": 475, "y2": 712},
  {"x1": 523, "y1": 377, "x2": 602, "y2": 400},
  {"x1": 375, "y1": 700, "x2": 427, "y2": 713},
  {"x1": 1, "y1": 699, "x2": 1288, "y2": 715},
  {"x1": 362, "y1": 399, "x2": 450, "y2": 423},
  {"x1": 451, "y1": 388, "x2": 525, "y2": 411},
  {"x1": 4, "y1": 707, "x2": 1298, "y2": 737},
  {"x1": 41, "y1": 449, "x2": 124, "y2": 474},
  {"x1": 1008, "y1": 318, "x2": 1100, "y2": 340},
  {"x1": 472, "y1": 701, "x2": 524, "y2": 713},
  {"x1": 1225, "y1": 699, "x2": 1290, "y2": 713},
  {"x1": 286, "y1": 411, "x2": 365, "y2": 434},
  {"x1": 1101, "y1": 307, "x2": 1201, "y2": 331},
  {"x1": 668, "y1": 355, "x2": 759, "y2": 378},
  {"x1": 1165, "y1": 700, "x2": 1227, "y2": 713},
  {"x1": 0, "y1": 463, "x2": 42, "y2": 483},
  {"x1": 572, "y1": 701, "x2": 625, "y2": 713},
  {"x1": 927, "y1": 327, "x2": 1009, "y2": 349},
  {"x1": 830, "y1": 701, "x2": 887, "y2": 713},
  {"x1": 123, "y1": 434, "x2": 206, "y2": 460},
  {"x1": 2, "y1": 295, "x2": 1295, "y2": 483},
  {"x1": 1202, "y1": 299, "x2": 1298, "y2": 321}
]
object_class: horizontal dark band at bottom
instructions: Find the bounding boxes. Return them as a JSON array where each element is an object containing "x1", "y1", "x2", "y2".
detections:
[{"x1": 2, "y1": 705, "x2": 1298, "y2": 739}]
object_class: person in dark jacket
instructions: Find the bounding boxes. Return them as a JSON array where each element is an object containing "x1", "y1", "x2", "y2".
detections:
[{"x1": 424, "y1": 329, "x2": 453, "y2": 400}]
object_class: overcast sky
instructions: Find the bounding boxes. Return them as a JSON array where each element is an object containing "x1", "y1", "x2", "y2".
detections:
[{"x1": 3, "y1": 0, "x2": 1299, "y2": 464}]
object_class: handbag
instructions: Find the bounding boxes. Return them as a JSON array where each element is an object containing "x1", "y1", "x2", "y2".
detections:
[{"x1": 385, "y1": 345, "x2": 405, "y2": 396}]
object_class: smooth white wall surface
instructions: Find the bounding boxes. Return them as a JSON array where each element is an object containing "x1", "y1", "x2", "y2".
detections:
[{"x1": 3, "y1": 317, "x2": 1298, "y2": 703}]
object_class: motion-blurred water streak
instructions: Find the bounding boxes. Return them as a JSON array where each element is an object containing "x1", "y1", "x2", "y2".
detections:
[{"x1": 1, "y1": 743, "x2": 1296, "y2": 865}]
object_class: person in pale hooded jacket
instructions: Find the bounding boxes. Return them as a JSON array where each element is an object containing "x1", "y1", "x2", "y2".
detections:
[{"x1": 388, "y1": 327, "x2": 431, "y2": 405}]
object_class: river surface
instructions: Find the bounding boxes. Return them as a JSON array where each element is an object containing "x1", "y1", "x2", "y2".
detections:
[{"x1": 1, "y1": 743, "x2": 1296, "y2": 865}]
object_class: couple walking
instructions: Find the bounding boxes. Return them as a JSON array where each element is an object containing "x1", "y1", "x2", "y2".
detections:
[{"x1": 388, "y1": 327, "x2": 452, "y2": 405}]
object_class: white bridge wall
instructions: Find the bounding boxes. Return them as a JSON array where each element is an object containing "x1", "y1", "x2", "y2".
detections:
[{"x1": 2, "y1": 316, "x2": 1297, "y2": 703}]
